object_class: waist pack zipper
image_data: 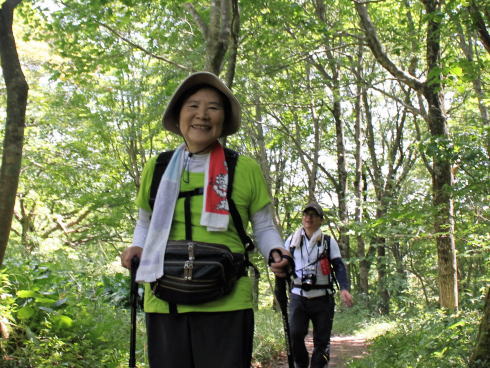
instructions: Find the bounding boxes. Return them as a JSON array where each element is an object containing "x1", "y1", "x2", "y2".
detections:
[
  {"x1": 162, "y1": 261, "x2": 226, "y2": 282},
  {"x1": 185, "y1": 243, "x2": 195, "y2": 280},
  {"x1": 184, "y1": 260, "x2": 193, "y2": 280}
]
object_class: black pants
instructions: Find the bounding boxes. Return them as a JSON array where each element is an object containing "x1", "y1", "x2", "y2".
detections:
[
  {"x1": 146, "y1": 309, "x2": 254, "y2": 368},
  {"x1": 289, "y1": 293, "x2": 335, "y2": 368}
]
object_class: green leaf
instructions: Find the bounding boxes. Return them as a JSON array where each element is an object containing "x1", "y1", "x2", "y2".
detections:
[
  {"x1": 432, "y1": 346, "x2": 448, "y2": 358},
  {"x1": 16, "y1": 290, "x2": 37, "y2": 298},
  {"x1": 448, "y1": 320, "x2": 465, "y2": 329},
  {"x1": 52, "y1": 314, "x2": 74, "y2": 329},
  {"x1": 449, "y1": 66, "x2": 463, "y2": 77},
  {"x1": 17, "y1": 306, "x2": 35, "y2": 320},
  {"x1": 35, "y1": 296, "x2": 57, "y2": 304}
]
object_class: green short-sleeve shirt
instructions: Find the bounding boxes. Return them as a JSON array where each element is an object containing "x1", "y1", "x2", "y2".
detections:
[{"x1": 136, "y1": 153, "x2": 271, "y2": 313}]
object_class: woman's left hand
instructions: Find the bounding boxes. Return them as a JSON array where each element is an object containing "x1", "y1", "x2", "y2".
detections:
[{"x1": 269, "y1": 248, "x2": 292, "y2": 278}]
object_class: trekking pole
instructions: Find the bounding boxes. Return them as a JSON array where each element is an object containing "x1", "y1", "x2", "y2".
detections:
[
  {"x1": 129, "y1": 256, "x2": 140, "y2": 368},
  {"x1": 271, "y1": 250, "x2": 295, "y2": 368},
  {"x1": 275, "y1": 276, "x2": 294, "y2": 368}
]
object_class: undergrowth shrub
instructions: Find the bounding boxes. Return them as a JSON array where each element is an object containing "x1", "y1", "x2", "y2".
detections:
[
  {"x1": 0, "y1": 255, "x2": 147, "y2": 368},
  {"x1": 348, "y1": 308, "x2": 481, "y2": 368},
  {"x1": 253, "y1": 308, "x2": 285, "y2": 366},
  {"x1": 332, "y1": 300, "x2": 378, "y2": 336},
  {"x1": 1, "y1": 251, "x2": 286, "y2": 368}
]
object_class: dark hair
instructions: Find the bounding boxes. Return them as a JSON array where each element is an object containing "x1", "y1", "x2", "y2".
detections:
[{"x1": 173, "y1": 84, "x2": 231, "y2": 125}]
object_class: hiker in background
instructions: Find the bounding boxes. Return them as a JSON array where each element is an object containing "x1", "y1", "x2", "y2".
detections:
[
  {"x1": 285, "y1": 202, "x2": 353, "y2": 368},
  {"x1": 120, "y1": 71, "x2": 291, "y2": 368}
]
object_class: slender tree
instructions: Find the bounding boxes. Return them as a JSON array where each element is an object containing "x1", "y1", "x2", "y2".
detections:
[
  {"x1": 455, "y1": 15, "x2": 490, "y2": 157},
  {"x1": 310, "y1": 0, "x2": 350, "y2": 259},
  {"x1": 352, "y1": 45, "x2": 371, "y2": 295},
  {"x1": 0, "y1": 0, "x2": 29, "y2": 267},
  {"x1": 469, "y1": 288, "x2": 490, "y2": 367},
  {"x1": 355, "y1": 0, "x2": 459, "y2": 310}
]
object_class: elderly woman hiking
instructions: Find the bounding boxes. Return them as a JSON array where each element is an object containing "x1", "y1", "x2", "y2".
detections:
[{"x1": 121, "y1": 72, "x2": 291, "y2": 368}]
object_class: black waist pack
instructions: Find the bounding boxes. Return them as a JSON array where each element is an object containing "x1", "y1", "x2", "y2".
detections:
[{"x1": 150, "y1": 240, "x2": 247, "y2": 305}]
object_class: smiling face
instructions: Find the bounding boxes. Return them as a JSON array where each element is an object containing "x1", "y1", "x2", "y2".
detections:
[
  {"x1": 178, "y1": 87, "x2": 225, "y2": 153},
  {"x1": 302, "y1": 209, "x2": 323, "y2": 235}
]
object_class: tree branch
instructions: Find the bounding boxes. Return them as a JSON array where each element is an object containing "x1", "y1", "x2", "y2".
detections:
[
  {"x1": 184, "y1": 2, "x2": 208, "y2": 38},
  {"x1": 354, "y1": 1, "x2": 425, "y2": 91},
  {"x1": 266, "y1": 110, "x2": 339, "y2": 190},
  {"x1": 95, "y1": 20, "x2": 190, "y2": 71}
]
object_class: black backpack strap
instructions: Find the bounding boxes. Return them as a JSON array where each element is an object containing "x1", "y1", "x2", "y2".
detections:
[
  {"x1": 224, "y1": 148, "x2": 255, "y2": 252},
  {"x1": 324, "y1": 235, "x2": 330, "y2": 257},
  {"x1": 323, "y1": 235, "x2": 339, "y2": 290},
  {"x1": 224, "y1": 149, "x2": 259, "y2": 278},
  {"x1": 288, "y1": 234, "x2": 295, "y2": 258},
  {"x1": 149, "y1": 150, "x2": 175, "y2": 210}
]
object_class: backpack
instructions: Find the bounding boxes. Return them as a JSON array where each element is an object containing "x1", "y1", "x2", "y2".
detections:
[{"x1": 291, "y1": 234, "x2": 338, "y2": 292}]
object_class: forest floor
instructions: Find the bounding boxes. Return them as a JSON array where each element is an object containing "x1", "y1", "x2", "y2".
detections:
[{"x1": 256, "y1": 331, "x2": 370, "y2": 368}]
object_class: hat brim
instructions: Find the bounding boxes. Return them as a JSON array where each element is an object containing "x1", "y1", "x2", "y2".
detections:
[
  {"x1": 303, "y1": 203, "x2": 324, "y2": 218},
  {"x1": 162, "y1": 72, "x2": 241, "y2": 137}
]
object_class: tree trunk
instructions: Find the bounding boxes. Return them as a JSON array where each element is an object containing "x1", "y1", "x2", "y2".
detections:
[
  {"x1": 224, "y1": 0, "x2": 239, "y2": 88},
  {"x1": 390, "y1": 242, "x2": 408, "y2": 295},
  {"x1": 422, "y1": 0, "x2": 458, "y2": 310},
  {"x1": 185, "y1": 0, "x2": 234, "y2": 76},
  {"x1": 375, "y1": 235, "x2": 390, "y2": 315},
  {"x1": 16, "y1": 194, "x2": 37, "y2": 252},
  {"x1": 305, "y1": 65, "x2": 321, "y2": 202},
  {"x1": 357, "y1": 237, "x2": 370, "y2": 295},
  {"x1": 353, "y1": 52, "x2": 370, "y2": 295},
  {"x1": 469, "y1": 288, "x2": 490, "y2": 367},
  {"x1": 311, "y1": 0, "x2": 350, "y2": 259},
  {"x1": 423, "y1": 84, "x2": 458, "y2": 309},
  {"x1": 468, "y1": 0, "x2": 490, "y2": 54},
  {"x1": 355, "y1": 0, "x2": 459, "y2": 310},
  {"x1": 333, "y1": 96, "x2": 349, "y2": 259},
  {"x1": 0, "y1": 0, "x2": 29, "y2": 267}
]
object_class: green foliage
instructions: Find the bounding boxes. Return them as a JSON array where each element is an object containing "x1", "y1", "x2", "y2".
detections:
[
  {"x1": 253, "y1": 309, "x2": 285, "y2": 367},
  {"x1": 0, "y1": 246, "x2": 286, "y2": 368},
  {"x1": 0, "y1": 250, "x2": 148, "y2": 368},
  {"x1": 348, "y1": 308, "x2": 482, "y2": 368},
  {"x1": 332, "y1": 304, "x2": 400, "y2": 354},
  {"x1": 332, "y1": 301, "x2": 381, "y2": 336}
]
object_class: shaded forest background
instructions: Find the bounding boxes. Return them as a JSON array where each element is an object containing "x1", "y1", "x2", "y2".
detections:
[{"x1": 0, "y1": 0, "x2": 489, "y2": 367}]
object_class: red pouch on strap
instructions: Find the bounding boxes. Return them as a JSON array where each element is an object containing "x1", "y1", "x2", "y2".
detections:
[{"x1": 320, "y1": 257, "x2": 331, "y2": 275}]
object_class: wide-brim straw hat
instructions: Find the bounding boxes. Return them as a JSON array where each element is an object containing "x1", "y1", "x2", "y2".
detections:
[{"x1": 162, "y1": 72, "x2": 241, "y2": 137}]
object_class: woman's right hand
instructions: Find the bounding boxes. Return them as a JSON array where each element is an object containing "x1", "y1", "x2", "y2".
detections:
[{"x1": 120, "y1": 246, "x2": 143, "y2": 269}]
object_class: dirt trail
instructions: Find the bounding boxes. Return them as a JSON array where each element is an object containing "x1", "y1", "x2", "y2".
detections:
[
  {"x1": 259, "y1": 332, "x2": 369, "y2": 368},
  {"x1": 328, "y1": 335, "x2": 370, "y2": 367}
]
